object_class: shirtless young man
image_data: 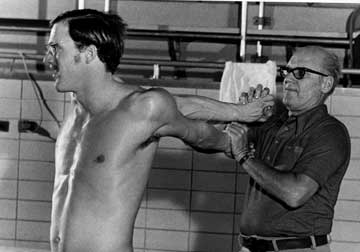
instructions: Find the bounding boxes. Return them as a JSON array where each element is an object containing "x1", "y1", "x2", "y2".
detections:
[{"x1": 44, "y1": 9, "x2": 274, "y2": 252}]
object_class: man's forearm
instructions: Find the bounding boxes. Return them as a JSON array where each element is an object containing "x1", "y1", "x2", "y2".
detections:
[
  {"x1": 241, "y1": 158, "x2": 314, "y2": 208},
  {"x1": 175, "y1": 94, "x2": 271, "y2": 123},
  {"x1": 182, "y1": 120, "x2": 231, "y2": 153},
  {"x1": 175, "y1": 94, "x2": 240, "y2": 121}
]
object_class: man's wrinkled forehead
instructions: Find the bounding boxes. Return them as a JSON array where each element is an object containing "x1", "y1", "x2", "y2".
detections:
[{"x1": 288, "y1": 49, "x2": 324, "y2": 69}]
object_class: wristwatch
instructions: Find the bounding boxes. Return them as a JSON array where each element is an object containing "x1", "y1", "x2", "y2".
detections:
[{"x1": 237, "y1": 153, "x2": 253, "y2": 165}]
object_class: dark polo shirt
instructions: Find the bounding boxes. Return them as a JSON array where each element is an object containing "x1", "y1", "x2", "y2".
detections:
[{"x1": 240, "y1": 104, "x2": 351, "y2": 237}]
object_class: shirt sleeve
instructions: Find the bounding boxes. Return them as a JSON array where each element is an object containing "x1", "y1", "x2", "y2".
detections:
[{"x1": 295, "y1": 121, "x2": 351, "y2": 187}]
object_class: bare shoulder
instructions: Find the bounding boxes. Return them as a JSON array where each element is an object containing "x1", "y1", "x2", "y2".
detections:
[{"x1": 125, "y1": 87, "x2": 177, "y2": 120}]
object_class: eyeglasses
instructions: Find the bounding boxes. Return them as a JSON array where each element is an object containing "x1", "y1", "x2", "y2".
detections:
[{"x1": 279, "y1": 66, "x2": 329, "y2": 80}]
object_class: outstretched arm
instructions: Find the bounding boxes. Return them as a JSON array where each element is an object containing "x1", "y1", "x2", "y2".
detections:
[
  {"x1": 144, "y1": 88, "x2": 231, "y2": 152},
  {"x1": 174, "y1": 85, "x2": 274, "y2": 123}
]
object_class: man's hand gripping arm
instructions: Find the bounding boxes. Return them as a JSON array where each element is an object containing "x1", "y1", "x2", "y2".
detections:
[{"x1": 174, "y1": 84, "x2": 274, "y2": 123}]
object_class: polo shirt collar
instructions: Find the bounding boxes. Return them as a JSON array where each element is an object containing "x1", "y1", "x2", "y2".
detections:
[{"x1": 281, "y1": 104, "x2": 329, "y2": 136}]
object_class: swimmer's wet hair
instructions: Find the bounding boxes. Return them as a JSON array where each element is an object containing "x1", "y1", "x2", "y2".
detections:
[{"x1": 50, "y1": 9, "x2": 127, "y2": 74}]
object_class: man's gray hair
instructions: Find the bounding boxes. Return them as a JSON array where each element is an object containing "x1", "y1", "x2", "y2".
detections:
[{"x1": 297, "y1": 46, "x2": 341, "y2": 96}]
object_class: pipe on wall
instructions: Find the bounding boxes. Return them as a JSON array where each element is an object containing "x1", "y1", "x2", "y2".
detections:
[{"x1": 240, "y1": 1, "x2": 247, "y2": 61}]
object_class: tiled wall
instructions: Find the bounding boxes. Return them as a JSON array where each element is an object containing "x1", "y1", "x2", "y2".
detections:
[{"x1": 0, "y1": 79, "x2": 359, "y2": 252}]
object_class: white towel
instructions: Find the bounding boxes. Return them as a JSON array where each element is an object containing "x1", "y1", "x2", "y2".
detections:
[{"x1": 219, "y1": 61, "x2": 277, "y2": 103}]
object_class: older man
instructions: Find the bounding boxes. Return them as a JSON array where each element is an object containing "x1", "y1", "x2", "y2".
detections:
[{"x1": 227, "y1": 46, "x2": 351, "y2": 252}]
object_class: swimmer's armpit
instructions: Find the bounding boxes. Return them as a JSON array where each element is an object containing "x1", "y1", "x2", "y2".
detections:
[{"x1": 140, "y1": 135, "x2": 160, "y2": 148}]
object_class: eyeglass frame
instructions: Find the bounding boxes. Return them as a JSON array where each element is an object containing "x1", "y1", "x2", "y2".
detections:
[{"x1": 279, "y1": 66, "x2": 329, "y2": 80}]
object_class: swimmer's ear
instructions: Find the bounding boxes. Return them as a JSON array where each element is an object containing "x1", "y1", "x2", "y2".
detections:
[{"x1": 84, "y1": 45, "x2": 98, "y2": 64}]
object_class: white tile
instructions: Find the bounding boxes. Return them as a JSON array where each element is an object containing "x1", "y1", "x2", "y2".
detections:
[
  {"x1": 335, "y1": 116, "x2": 360, "y2": 138},
  {"x1": 191, "y1": 191, "x2": 234, "y2": 213},
  {"x1": 0, "y1": 79, "x2": 21, "y2": 98},
  {"x1": 345, "y1": 159, "x2": 360, "y2": 179},
  {"x1": 146, "y1": 209, "x2": 189, "y2": 230},
  {"x1": 14, "y1": 241, "x2": 50, "y2": 250},
  {"x1": 0, "y1": 180, "x2": 17, "y2": 199},
  {"x1": 145, "y1": 229, "x2": 188, "y2": 251},
  {"x1": 193, "y1": 152, "x2": 236, "y2": 172},
  {"x1": 0, "y1": 220, "x2": 15, "y2": 239},
  {"x1": 20, "y1": 140, "x2": 55, "y2": 162},
  {"x1": 18, "y1": 181, "x2": 53, "y2": 201},
  {"x1": 338, "y1": 180, "x2": 360, "y2": 201},
  {"x1": 236, "y1": 174, "x2": 249, "y2": 194},
  {"x1": 16, "y1": 221, "x2": 50, "y2": 242},
  {"x1": 190, "y1": 212, "x2": 233, "y2": 233},
  {"x1": 330, "y1": 241, "x2": 360, "y2": 252},
  {"x1": 235, "y1": 194, "x2": 245, "y2": 214},
  {"x1": 148, "y1": 169, "x2": 191, "y2": 190},
  {"x1": 153, "y1": 149, "x2": 192, "y2": 170},
  {"x1": 331, "y1": 96, "x2": 360, "y2": 116},
  {"x1": 0, "y1": 99, "x2": 20, "y2": 119},
  {"x1": 192, "y1": 171, "x2": 235, "y2": 192},
  {"x1": 19, "y1": 161, "x2": 55, "y2": 181},
  {"x1": 0, "y1": 159, "x2": 18, "y2": 179},
  {"x1": 22, "y1": 80, "x2": 64, "y2": 101},
  {"x1": 0, "y1": 240, "x2": 15, "y2": 247},
  {"x1": 350, "y1": 138, "x2": 360, "y2": 159},
  {"x1": 133, "y1": 228, "x2": 145, "y2": 248},
  {"x1": 0, "y1": 139, "x2": 18, "y2": 160},
  {"x1": 147, "y1": 189, "x2": 190, "y2": 210},
  {"x1": 21, "y1": 100, "x2": 64, "y2": 122},
  {"x1": 331, "y1": 220, "x2": 360, "y2": 242},
  {"x1": 333, "y1": 88, "x2": 360, "y2": 97},
  {"x1": 334, "y1": 200, "x2": 360, "y2": 221},
  {"x1": 189, "y1": 232, "x2": 233, "y2": 252},
  {"x1": 17, "y1": 201, "x2": 51, "y2": 221},
  {"x1": 0, "y1": 199, "x2": 16, "y2": 219}
]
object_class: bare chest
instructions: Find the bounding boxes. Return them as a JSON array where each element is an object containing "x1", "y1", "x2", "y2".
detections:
[{"x1": 55, "y1": 112, "x2": 158, "y2": 178}]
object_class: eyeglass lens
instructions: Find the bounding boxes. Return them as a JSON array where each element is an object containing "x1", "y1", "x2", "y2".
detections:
[{"x1": 280, "y1": 67, "x2": 306, "y2": 80}]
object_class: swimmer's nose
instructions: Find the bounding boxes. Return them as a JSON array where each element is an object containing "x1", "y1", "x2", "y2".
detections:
[
  {"x1": 43, "y1": 49, "x2": 55, "y2": 66},
  {"x1": 43, "y1": 51, "x2": 51, "y2": 65},
  {"x1": 43, "y1": 52, "x2": 57, "y2": 71}
]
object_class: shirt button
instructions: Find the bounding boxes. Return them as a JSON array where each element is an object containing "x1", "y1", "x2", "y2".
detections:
[
  {"x1": 266, "y1": 155, "x2": 271, "y2": 161},
  {"x1": 274, "y1": 140, "x2": 279, "y2": 144}
]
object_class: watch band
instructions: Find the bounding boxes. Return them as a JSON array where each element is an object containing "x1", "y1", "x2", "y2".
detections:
[{"x1": 237, "y1": 153, "x2": 253, "y2": 165}]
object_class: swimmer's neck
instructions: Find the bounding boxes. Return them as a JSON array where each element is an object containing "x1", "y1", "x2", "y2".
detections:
[{"x1": 74, "y1": 77, "x2": 139, "y2": 116}]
